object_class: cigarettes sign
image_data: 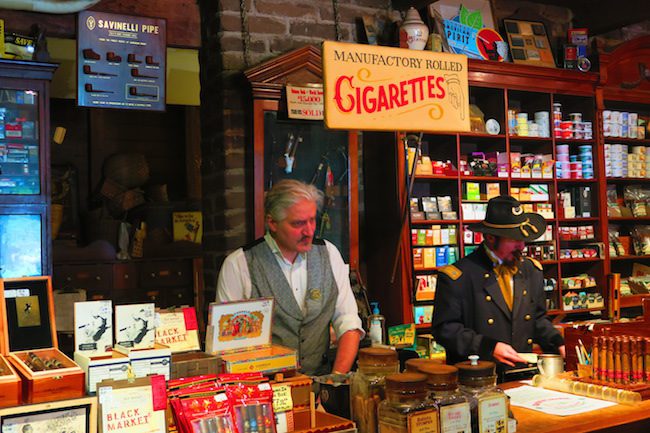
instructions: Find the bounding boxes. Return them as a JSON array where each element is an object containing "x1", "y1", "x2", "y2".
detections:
[{"x1": 322, "y1": 41, "x2": 469, "y2": 132}]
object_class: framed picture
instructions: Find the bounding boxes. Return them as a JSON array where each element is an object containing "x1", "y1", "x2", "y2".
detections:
[
  {"x1": 502, "y1": 19, "x2": 556, "y2": 68},
  {"x1": 0, "y1": 396, "x2": 97, "y2": 433}
]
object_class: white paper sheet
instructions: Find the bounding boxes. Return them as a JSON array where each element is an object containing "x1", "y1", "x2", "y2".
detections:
[{"x1": 504, "y1": 385, "x2": 616, "y2": 416}]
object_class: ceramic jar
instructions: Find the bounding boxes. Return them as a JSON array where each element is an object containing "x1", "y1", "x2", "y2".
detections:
[{"x1": 399, "y1": 7, "x2": 429, "y2": 50}]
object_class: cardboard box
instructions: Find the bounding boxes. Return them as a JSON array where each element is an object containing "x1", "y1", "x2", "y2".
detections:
[
  {"x1": 205, "y1": 298, "x2": 298, "y2": 375},
  {"x1": 128, "y1": 344, "x2": 172, "y2": 380},
  {"x1": 0, "y1": 277, "x2": 84, "y2": 404},
  {"x1": 74, "y1": 351, "x2": 129, "y2": 394}
]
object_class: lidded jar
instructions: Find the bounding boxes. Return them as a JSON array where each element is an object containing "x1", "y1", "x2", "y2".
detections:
[
  {"x1": 455, "y1": 356, "x2": 507, "y2": 433},
  {"x1": 378, "y1": 373, "x2": 438, "y2": 433},
  {"x1": 399, "y1": 7, "x2": 429, "y2": 50},
  {"x1": 351, "y1": 348, "x2": 400, "y2": 433},
  {"x1": 418, "y1": 365, "x2": 471, "y2": 433},
  {"x1": 404, "y1": 357, "x2": 444, "y2": 373}
]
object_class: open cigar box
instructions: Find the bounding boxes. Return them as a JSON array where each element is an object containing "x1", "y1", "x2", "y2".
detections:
[
  {"x1": 0, "y1": 351, "x2": 21, "y2": 407},
  {"x1": 205, "y1": 298, "x2": 298, "y2": 375},
  {"x1": 0, "y1": 276, "x2": 85, "y2": 403}
]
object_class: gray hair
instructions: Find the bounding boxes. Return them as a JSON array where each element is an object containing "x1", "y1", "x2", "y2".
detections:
[{"x1": 265, "y1": 179, "x2": 324, "y2": 225}]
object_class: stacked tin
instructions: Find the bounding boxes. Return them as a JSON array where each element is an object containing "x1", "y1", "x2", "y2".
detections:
[{"x1": 603, "y1": 110, "x2": 645, "y2": 139}]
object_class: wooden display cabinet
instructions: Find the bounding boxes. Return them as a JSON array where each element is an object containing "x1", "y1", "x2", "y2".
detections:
[
  {"x1": 364, "y1": 59, "x2": 604, "y2": 326},
  {"x1": 597, "y1": 36, "x2": 650, "y2": 318},
  {"x1": 244, "y1": 46, "x2": 359, "y2": 268},
  {"x1": 0, "y1": 276, "x2": 84, "y2": 404},
  {"x1": 0, "y1": 60, "x2": 57, "y2": 278}
]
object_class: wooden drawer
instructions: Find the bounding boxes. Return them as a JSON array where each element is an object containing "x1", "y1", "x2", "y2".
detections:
[
  {"x1": 139, "y1": 260, "x2": 193, "y2": 287},
  {"x1": 53, "y1": 264, "x2": 113, "y2": 291},
  {"x1": 166, "y1": 287, "x2": 193, "y2": 308},
  {"x1": 113, "y1": 262, "x2": 138, "y2": 289}
]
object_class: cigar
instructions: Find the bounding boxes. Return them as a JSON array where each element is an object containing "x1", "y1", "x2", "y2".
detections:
[
  {"x1": 636, "y1": 337, "x2": 644, "y2": 383},
  {"x1": 622, "y1": 337, "x2": 630, "y2": 384},
  {"x1": 614, "y1": 337, "x2": 622, "y2": 384},
  {"x1": 644, "y1": 338, "x2": 650, "y2": 383},
  {"x1": 592, "y1": 336, "x2": 600, "y2": 380},
  {"x1": 606, "y1": 337, "x2": 615, "y2": 382},
  {"x1": 27, "y1": 352, "x2": 46, "y2": 371},
  {"x1": 631, "y1": 337, "x2": 639, "y2": 383}
]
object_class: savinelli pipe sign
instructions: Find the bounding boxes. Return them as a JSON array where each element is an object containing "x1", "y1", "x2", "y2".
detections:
[{"x1": 77, "y1": 11, "x2": 166, "y2": 111}]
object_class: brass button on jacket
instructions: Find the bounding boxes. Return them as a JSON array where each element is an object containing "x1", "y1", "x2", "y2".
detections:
[
  {"x1": 524, "y1": 314, "x2": 531, "y2": 321},
  {"x1": 487, "y1": 318, "x2": 494, "y2": 325},
  {"x1": 527, "y1": 338, "x2": 533, "y2": 345},
  {"x1": 523, "y1": 290, "x2": 528, "y2": 296},
  {"x1": 484, "y1": 273, "x2": 490, "y2": 279},
  {"x1": 485, "y1": 295, "x2": 492, "y2": 302}
]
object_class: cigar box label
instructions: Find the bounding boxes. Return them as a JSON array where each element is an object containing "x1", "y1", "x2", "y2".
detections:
[
  {"x1": 218, "y1": 310, "x2": 264, "y2": 342},
  {"x1": 75, "y1": 300, "x2": 113, "y2": 353},
  {"x1": 115, "y1": 303, "x2": 155, "y2": 349},
  {"x1": 155, "y1": 310, "x2": 200, "y2": 352},
  {"x1": 407, "y1": 408, "x2": 439, "y2": 433},
  {"x1": 478, "y1": 396, "x2": 507, "y2": 433},
  {"x1": 440, "y1": 402, "x2": 471, "y2": 433},
  {"x1": 16, "y1": 295, "x2": 40, "y2": 327}
]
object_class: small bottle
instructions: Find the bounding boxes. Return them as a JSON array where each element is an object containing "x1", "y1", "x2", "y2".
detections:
[{"x1": 368, "y1": 302, "x2": 386, "y2": 346}]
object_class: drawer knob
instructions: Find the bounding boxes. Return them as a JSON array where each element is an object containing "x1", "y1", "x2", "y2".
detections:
[
  {"x1": 66, "y1": 277, "x2": 72, "y2": 282},
  {"x1": 124, "y1": 274, "x2": 129, "y2": 279},
  {"x1": 151, "y1": 273, "x2": 156, "y2": 278},
  {"x1": 95, "y1": 276, "x2": 101, "y2": 281},
  {"x1": 178, "y1": 271, "x2": 182, "y2": 276},
  {"x1": 150, "y1": 296, "x2": 157, "y2": 301},
  {"x1": 178, "y1": 293, "x2": 183, "y2": 298}
]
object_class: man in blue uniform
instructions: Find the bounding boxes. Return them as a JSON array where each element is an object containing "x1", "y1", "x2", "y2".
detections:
[{"x1": 433, "y1": 196, "x2": 565, "y2": 369}]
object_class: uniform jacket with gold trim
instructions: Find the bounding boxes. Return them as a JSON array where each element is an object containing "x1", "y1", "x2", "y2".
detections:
[{"x1": 432, "y1": 245, "x2": 564, "y2": 366}]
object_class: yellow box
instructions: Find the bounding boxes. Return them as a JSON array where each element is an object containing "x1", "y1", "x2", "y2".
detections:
[
  {"x1": 0, "y1": 20, "x2": 5, "y2": 59},
  {"x1": 205, "y1": 298, "x2": 298, "y2": 375},
  {"x1": 423, "y1": 248, "x2": 436, "y2": 269}
]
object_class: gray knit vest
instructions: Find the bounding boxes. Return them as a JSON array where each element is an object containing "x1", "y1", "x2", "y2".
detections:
[{"x1": 244, "y1": 238, "x2": 338, "y2": 376}]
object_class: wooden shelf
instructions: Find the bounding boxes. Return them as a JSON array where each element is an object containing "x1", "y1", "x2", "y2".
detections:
[
  {"x1": 608, "y1": 216, "x2": 650, "y2": 221},
  {"x1": 508, "y1": 135, "x2": 552, "y2": 141},
  {"x1": 610, "y1": 255, "x2": 650, "y2": 261},
  {"x1": 559, "y1": 257, "x2": 603, "y2": 263},
  {"x1": 410, "y1": 219, "x2": 459, "y2": 224},
  {"x1": 460, "y1": 175, "x2": 506, "y2": 181},
  {"x1": 556, "y1": 178, "x2": 597, "y2": 183},
  {"x1": 554, "y1": 138, "x2": 596, "y2": 144},
  {"x1": 548, "y1": 307, "x2": 604, "y2": 315},
  {"x1": 414, "y1": 174, "x2": 457, "y2": 180},
  {"x1": 558, "y1": 217, "x2": 599, "y2": 222},
  {"x1": 603, "y1": 137, "x2": 650, "y2": 144},
  {"x1": 510, "y1": 177, "x2": 554, "y2": 182},
  {"x1": 606, "y1": 177, "x2": 650, "y2": 182},
  {"x1": 620, "y1": 294, "x2": 650, "y2": 308},
  {"x1": 459, "y1": 132, "x2": 506, "y2": 139},
  {"x1": 415, "y1": 323, "x2": 432, "y2": 329}
]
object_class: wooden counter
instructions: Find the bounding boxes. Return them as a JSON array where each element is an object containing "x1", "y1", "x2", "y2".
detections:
[{"x1": 503, "y1": 382, "x2": 650, "y2": 433}]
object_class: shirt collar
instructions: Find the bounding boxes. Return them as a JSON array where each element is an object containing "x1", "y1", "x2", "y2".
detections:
[
  {"x1": 483, "y1": 242, "x2": 503, "y2": 267},
  {"x1": 264, "y1": 232, "x2": 307, "y2": 265}
]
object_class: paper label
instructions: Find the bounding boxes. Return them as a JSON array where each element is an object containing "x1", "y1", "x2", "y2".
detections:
[
  {"x1": 478, "y1": 396, "x2": 507, "y2": 433},
  {"x1": 87, "y1": 361, "x2": 129, "y2": 393},
  {"x1": 183, "y1": 307, "x2": 199, "y2": 330},
  {"x1": 407, "y1": 409, "x2": 439, "y2": 433},
  {"x1": 440, "y1": 402, "x2": 471, "y2": 433},
  {"x1": 150, "y1": 375, "x2": 167, "y2": 411},
  {"x1": 272, "y1": 384, "x2": 293, "y2": 413}
]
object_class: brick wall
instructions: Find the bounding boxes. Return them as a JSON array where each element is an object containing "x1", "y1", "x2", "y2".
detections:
[{"x1": 199, "y1": 0, "x2": 393, "y2": 299}]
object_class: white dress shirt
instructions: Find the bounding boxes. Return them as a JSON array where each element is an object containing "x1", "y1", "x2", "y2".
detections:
[{"x1": 216, "y1": 233, "x2": 364, "y2": 339}]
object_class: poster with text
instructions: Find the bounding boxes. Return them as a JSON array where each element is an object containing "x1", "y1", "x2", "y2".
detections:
[{"x1": 78, "y1": 11, "x2": 166, "y2": 111}]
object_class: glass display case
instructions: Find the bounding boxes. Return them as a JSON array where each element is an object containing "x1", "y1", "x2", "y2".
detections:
[
  {"x1": 0, "y1": 88, "x2": 40, "y2": 195},
  {"x1": 245, "y1": 46, "x2": 359, "y2": 268},
  {"x1": 0, "y1": 59, "x2": 57, "y2": 278}
]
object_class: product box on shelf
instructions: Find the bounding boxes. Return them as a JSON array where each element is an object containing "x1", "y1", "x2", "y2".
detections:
[
  {"x1": 205, "y1": 298, "x2": 297, "y2": 375},
  {"x1": 156, "y1": 306, "x2": 219, "y2": 379},
  {"x1": 0, "y1": 276, "x2": 84, "y2": 403},
  {"x1": 73, "y1": 300, "x2": 130, "y2": 394}
]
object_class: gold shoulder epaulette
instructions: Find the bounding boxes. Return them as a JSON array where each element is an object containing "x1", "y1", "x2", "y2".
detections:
[
  {"x1": 525, "y1": 257, "x2": 543, "y2": 271},
  {"x1": 438, "y1": 265, "x2": 462, "y2": 280}
]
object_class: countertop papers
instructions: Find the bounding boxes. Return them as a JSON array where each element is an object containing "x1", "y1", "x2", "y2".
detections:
[{"x1": 505, "y1": 385, "x2": 616, "y2": 416}]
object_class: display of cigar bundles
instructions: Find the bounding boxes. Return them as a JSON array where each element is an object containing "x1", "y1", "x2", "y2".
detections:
[
  {"x1": 23, "y1": 352, "x2": 65, "y2": 371},
  {"x1": 589, "y1": 334, "x2": 650, "y2": 385}
]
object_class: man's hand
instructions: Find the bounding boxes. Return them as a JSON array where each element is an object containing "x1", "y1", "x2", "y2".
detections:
[
  {"x1": 558, "y1": 345, "x2": 566, "y2": 358},
  {"x1": 493, "y1": 342, "x2": 527, "y2": 367}
]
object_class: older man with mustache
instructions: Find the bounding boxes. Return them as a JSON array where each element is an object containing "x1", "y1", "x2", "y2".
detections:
[{"x1": 216, "y1": 180, "x2": 363, "y2": 375}]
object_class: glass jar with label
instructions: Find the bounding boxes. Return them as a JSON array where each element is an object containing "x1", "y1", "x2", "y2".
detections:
[
  {"x1": 455, "y1": 356, "x2": 507, "y2": 433},
  {"x1": 418, "y1": 365, "x2": 471, "y2": 433},
  {"x1": 378, "y1": 373, "x2": 438, "y2": 433},
  {"x1": 351, "y1": 347, "x2": 400, "y2": 433}
]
